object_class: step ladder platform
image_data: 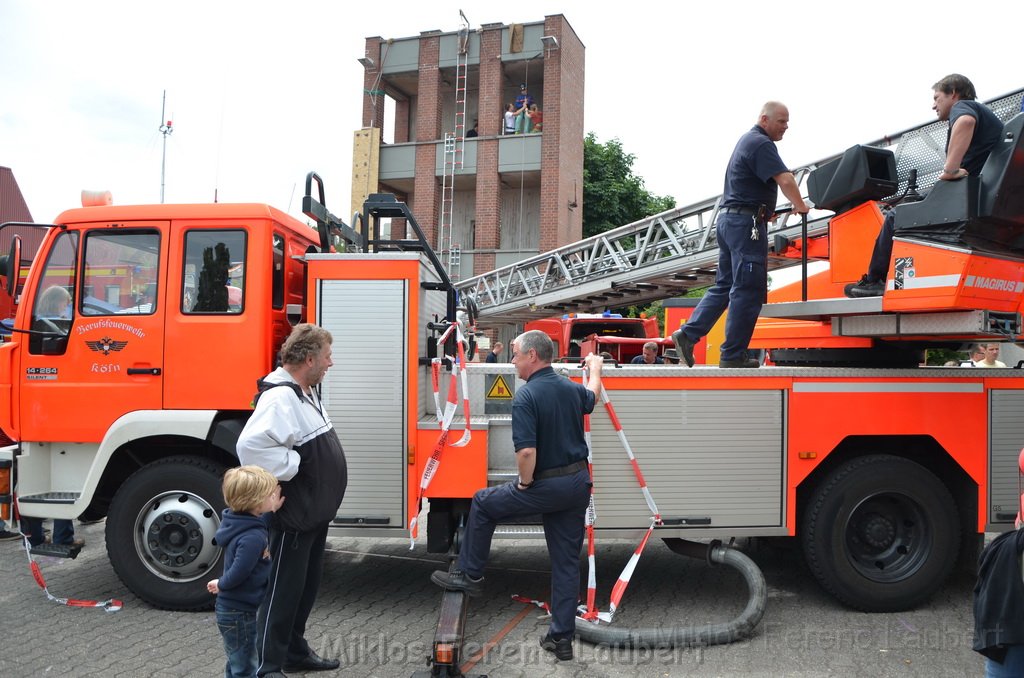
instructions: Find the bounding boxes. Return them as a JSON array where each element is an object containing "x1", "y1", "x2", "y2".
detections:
[
  {"x1": 761, "y1": 297, "x2": 881, "y2": 320},
  {"x1": 30, "y1": 542, "x2": 82, "y2": 559},
  {"x1": 762, "y1": 297, "x2": 1020, "y2": 336}
]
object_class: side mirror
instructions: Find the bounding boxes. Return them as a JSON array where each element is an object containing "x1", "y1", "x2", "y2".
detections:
[{"x1": 5, "y1": 236, "x2": 21, "y2": 298}]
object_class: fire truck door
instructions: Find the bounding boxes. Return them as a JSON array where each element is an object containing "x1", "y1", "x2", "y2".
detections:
[{"x1": 19, "y1": 226, "x2": 167, "y2": 443}]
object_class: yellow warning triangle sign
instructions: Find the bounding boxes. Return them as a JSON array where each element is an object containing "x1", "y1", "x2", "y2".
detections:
[{"x1": 486, "y1": 375, "x2": 513, "y2": 399}]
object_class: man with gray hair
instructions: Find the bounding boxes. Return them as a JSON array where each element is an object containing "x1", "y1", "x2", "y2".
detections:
[
  {"x1": 631, "y1": 341, "x2": 664, "y2": 364},
  {"x1": 238, "y1": 323, "x2": 347, "y2": 676},
  {"x1": 673, "y1": 101, "x2": 809, "y2": 368},
  {"x1": 431, "y1": 329, "x2": 603, "y2": 661}
]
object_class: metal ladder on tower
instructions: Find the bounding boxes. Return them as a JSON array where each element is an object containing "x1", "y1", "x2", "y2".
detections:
[
  {"x1": 438, "y1": 15, "x2": 471, "y2": 283},
  {"x1": 439, "y1": 132, "x2": 457, "y2": 279}
]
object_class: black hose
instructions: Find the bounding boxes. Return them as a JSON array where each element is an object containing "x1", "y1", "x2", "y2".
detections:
[{"x1": 575, "y1": 540, "x2": 766, "y2": 648}]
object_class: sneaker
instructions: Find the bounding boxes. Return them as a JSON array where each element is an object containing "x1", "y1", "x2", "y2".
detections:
[
  {"x1": 719, "y1": 357, "x2": 761, "y2": 368},
  {"x1": 430, "y1": 569, "x2": 484, "y2": 597},
  {"x1": 844, "y1": 275, "x2": 884, "y2": 298},
  {"x1": 670, "y1": 329, "x2": 696, "y2": 368},
  {"x1": 540, "y1": 633, "x2": 573, "y2": 661},
  {"x1": 0, "y1": 530, "x2": 21, "y2": 541}
]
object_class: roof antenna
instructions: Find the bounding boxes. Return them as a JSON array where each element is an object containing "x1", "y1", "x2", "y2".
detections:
[{"x1": 159, "y1": 90, "x2": 173, "y2": 203}]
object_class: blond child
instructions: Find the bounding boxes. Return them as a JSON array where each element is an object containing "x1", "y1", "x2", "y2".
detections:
[{"x1": 207, "y1": 466, "x2": 284, "y2": 678}]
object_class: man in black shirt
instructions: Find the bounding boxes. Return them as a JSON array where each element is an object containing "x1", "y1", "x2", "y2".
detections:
[
  {"x1": 431, "y1": 330, "x2": 603, "y2": 661},
  {"x1": 846, "y1": 74, "x2": 1003, "y2": 298},
  {"x1": 672, "y1": 102, "x2": 809, "y2": 368}
]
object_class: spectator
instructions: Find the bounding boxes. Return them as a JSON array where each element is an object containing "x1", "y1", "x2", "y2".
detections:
[
  {"x1": 485, "y1": 340, "x2": 504, "y2": 363},
  {"x1": 973, "y1": 527, "x2": 1024, "y2": 676},
  {"x1": 630, "y1": 341, "x2": 664, "y2": 365},
  {"x1": 466, "y1": 120, "x2": 479, "y2": 138},
  {"x1": 514, "y1": 84, "x2": 534, "y2": 134},
  {"x1": 0, "y1": 518, "x2": 18, "y2": 541},
  {"x1": 976, "y1": 343, "x2": 1007, "y2": 368},
  {"x1": 237, "y1": 323, "x2": 347, "y2": 676},
  {"x1": 207, "y1": 466, "x2": 285, "y2": 678},
  {"x1": 528, "y1": 104, "x2": 543, "y2": 132},
  {"x1": 503, "y1": 104, "x2": 516, "y2": 135},
  {"x1": 20, "y1": 517, "x2": 82, "y2": 548}
]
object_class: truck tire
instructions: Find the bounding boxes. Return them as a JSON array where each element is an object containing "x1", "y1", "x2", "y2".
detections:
[
  {"x1": 801, "y1": 454, "x2": 959, "y2": 612},
  {"x1": 106, "y1": 456, "x2": 227, "y2": 610}
]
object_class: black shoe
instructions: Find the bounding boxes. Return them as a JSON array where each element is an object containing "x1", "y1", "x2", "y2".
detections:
[
  {"x1": 540, "y1": 633, "x2": 573, "y2": 661},
  {"x1": 0, "y1": 530, "x2": 21, "y2": 541},
  {"x1": 844, "y1": 275, "x2": 884, "y2": 298},
  {"x1": 259, "y1": 673, "x2": 288, "y2": 677},
  {"x1": 282, "y1": 650, "x2": 340, "y2": 672},
  {"x1": 719, "y1": 357, "x2": 760, "y2": 368},
  {"x1": 670, "y1": 329, "x2": 696, "y2": 367},
  {"x1": 431, "y1": 569, "x2": 484, "y2": 597}
]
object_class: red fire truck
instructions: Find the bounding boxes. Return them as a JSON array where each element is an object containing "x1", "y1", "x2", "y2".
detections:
[{"x1": 2, "y1": 93, "x2": 1024, "y2": 625}]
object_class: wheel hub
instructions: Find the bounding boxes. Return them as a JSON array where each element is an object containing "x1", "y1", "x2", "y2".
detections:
[
  {"x1": 845, "y1": 493, "x2": 929, "y2": 583},
  {"x1": 135, "y1": 491, "x2": 221, "y2": 582},
  {"x1": 858, "y1": 512, "x2": 896, "y2": 551},
  {"x1": 148, "y1": 510, "x2": 205, "y2": 567}
]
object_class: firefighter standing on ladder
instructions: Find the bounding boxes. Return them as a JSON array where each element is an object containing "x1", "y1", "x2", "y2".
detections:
[
  {"x1": 431, "y1": 330, "x2": 603, "y2": 661},
  {"x1": 673, "y1": 101, "x2": 810, "y2": 368}
]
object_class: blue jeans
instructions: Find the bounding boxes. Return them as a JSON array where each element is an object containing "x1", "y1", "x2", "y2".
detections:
[
  {"x1": 986, "y1": 645, "x2": 1024, "y2": 677},
  {"x1": 681, "y1": 212, "x2": 768, "y2": 361},
  {"x1": 20, "y1": 518, "x2": 74, "y2": 546},
  {"x1": 216, "y1": 602, "x2": 258, "y2": 678}
]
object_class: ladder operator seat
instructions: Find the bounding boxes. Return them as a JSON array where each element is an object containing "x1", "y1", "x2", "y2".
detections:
[{"x1": 893, "y1": 113, "x2": 1024, "y2": 258}]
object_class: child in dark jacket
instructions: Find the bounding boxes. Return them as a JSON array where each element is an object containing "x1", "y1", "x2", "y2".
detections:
[{"x1": 208, "y1": 466, "x2": 284, "y2": 678}]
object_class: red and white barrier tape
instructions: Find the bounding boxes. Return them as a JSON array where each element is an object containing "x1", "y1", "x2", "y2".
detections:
[
  {"x1": 520, "y1": 364, "x2": 662, "y2": 625},
  {"x1": 410, "y1": 323, "x2": 473, "y2": 547},
  {"x1": 13, "y1": 500, "x2": 122, "y2": 611},
  {"x1": 511, "y1": 594, "x2": 550, "y2": 615}
]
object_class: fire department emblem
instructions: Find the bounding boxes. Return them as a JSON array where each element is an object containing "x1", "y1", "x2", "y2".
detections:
[{"x1": 86, "y1": 337, "x2": 128, "y2": 356}]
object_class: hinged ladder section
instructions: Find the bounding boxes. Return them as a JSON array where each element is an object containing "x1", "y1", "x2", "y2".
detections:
[{"x1": 455, "y1": 175, "x2": 825, "y2": 323}]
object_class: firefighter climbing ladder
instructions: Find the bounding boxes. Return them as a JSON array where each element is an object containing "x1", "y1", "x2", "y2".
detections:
[
  {"x1": 454, "y1": 89, "x2": 1024, "y2": 323},
  {"x1": 438, "y1": 12, "x2": 471, "y2": 282}
]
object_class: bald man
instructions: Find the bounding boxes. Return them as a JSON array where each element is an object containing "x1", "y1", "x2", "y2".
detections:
[{"x1": 673, "y1": 102, "x2": 809, "y2": 368}]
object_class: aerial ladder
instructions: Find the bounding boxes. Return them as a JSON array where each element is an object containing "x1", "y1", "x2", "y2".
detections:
[{"x1": 454, "y1": 89, "x2": 1024, "y2": 360}]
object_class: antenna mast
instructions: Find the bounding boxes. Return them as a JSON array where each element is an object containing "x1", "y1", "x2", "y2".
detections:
[{"x1": 159, "y1": 90, "x2": 173, "y2": 203}]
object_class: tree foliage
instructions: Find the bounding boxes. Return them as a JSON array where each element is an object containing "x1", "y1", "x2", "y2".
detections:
[{"x1": 583, "y1": 133, "x2": 676, "y2": 238}]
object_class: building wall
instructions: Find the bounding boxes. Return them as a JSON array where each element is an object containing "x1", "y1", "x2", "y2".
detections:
[
  {"x1": 542, "y1": 14, "x2": 584, "y2": 252},
  {"x1": 359, "y1": 15, "x2": 583, "y2": 279},
  {"x1": 412, "y1": 30, "x2": 443, "y2": 248}
]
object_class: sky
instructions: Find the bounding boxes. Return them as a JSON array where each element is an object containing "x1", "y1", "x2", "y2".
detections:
[{"x1": 2, "y1": 0, "x2": 1023, "y2": 226}]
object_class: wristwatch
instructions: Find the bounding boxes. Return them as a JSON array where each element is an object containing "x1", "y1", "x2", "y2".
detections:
[{"x1": 517, "y1": 477, "x2": 533, "y2": 489}]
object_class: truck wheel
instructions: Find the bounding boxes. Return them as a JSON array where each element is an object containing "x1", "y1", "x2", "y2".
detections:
[
  {"x1": 106, "y1": 456, "x2": 227, "y2": 610},
  {"x1": 801, "y1": 454, "x2": 958, "y2": 612}
]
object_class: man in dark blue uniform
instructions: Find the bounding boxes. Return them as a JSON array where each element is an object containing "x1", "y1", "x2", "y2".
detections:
[
  {"x1": 431, "y1": 329, "x2": 603, "y2": 661},
  {"x1": 672, "y1": 102, "x2": 809, "y2": 368},
  {"x1": 846, "y1": 74, "x2": 1003, "y2": 297}
]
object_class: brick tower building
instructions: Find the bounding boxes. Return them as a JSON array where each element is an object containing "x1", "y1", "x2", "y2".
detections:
[{"x1": 353, "y1": 15, "x2": 584, "y2": 281}]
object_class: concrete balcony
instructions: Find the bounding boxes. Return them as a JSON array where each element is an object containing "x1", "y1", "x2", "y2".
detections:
[{"x1": 379, "y1": 134, "x2": 542, "y2": 191}]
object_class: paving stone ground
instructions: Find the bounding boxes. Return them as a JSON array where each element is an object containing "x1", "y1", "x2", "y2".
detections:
[{"x1": 0, "y1": 521, "x2": 984, "y2": 677}]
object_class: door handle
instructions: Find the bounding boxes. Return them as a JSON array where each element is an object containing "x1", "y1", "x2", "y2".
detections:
[{"x1": 127, "y1": 367, "x2": 162, "y2": 376}]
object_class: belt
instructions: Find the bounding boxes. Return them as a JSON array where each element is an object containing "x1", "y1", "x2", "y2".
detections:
[
  {"x1": 534, "y1": 459, "x2": 588, "y2": 481},
  {"x1": 720, "y1": 205, "x2": 760, "y2": 216}
]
